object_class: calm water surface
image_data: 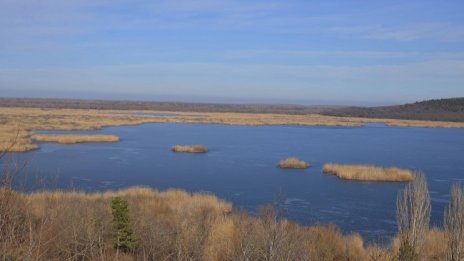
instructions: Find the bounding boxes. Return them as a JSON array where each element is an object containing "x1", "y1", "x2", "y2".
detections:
[{"x1": 13, "y1": 123, "x2": 464, "y2": 242}]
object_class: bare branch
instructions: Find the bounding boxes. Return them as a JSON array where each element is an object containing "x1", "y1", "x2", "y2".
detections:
[{"x1": 444, "y1": 183, "x2": 464, "y2": 261}]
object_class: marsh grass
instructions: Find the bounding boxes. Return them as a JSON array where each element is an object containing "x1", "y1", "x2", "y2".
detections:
[
  {"x1": 1, "y1": 107, "x2": 464, "y2": 152},
  {"x1": 31, "y1": 134, "x2": 119, "y2": 144},
  {"x1": 323, "y1": 164, "x2": 414, "y2": 182},
  {"x1": 278, "y1": 157, "x2": 310, "y2": 169},
  {"x1": 172, "y1": 145, "x2": 209, "y2": 153}
]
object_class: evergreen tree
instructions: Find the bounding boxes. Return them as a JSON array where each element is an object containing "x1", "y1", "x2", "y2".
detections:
[{"x1": 111, "y1": 197, "x2": 136, "y2": 253}]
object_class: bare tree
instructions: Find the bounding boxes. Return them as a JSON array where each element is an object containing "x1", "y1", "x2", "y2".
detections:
[
  {"x1": 396, "y1": 173, "x2": 431, "y2": 260},
  {"x1": 444, "y1": 183, "x2": 464, "y2": 261}
]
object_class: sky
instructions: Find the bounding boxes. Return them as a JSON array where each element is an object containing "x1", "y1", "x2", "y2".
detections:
[{"x1": 1, "y1": 0, "x2": 464, "y2": 105}]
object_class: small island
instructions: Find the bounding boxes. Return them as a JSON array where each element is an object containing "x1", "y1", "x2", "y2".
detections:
[
  {"x1": 171, "y1": 145, "x2": 209, "y2": 153},
  {"x1": 31, "y1": 134, "x2": 120, "y2": 144},
  {"x1": 322, "y1": 163, "x2": 414, "y2": 182},
  {"x1": 278, "y1": 157, "x2": 310, "y2": 169}
]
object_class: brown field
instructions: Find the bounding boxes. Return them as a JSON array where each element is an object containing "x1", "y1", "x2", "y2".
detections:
[
  {"x1": 322, "y1": 164, "x2": 414, "y2": 182},
  {"x1": 278, "y1": 157, "x2": 310, "y2": 169},
  {"x1": 172, "y1": 144, "x2": 209, "y2": 153},
  {"x1": 1, "y1": 106, "x2": 464, "y2": 152},
  {"x1": 1, "y1": 185, "x2": 450, "y2": 260},
  {"x1": 31, "y1": 134, "x2": 119, "y2": 144}
]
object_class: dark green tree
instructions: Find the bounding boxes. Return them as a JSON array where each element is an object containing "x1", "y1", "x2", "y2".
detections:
[{"x1": 111, "y1": 197, "x2": 136, "y2": 254}]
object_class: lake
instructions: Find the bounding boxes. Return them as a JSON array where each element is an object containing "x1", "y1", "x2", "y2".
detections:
[{"x1": 10, "y1": 123, "x2": 464, "y2": 243}]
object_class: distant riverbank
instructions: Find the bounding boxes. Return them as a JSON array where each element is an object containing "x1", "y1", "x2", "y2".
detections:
[{"x1": 2, "y1": 106, "x2": 464, "y2": 152}]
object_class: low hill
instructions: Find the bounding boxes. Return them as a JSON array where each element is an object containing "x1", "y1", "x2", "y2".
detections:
[{"x1": 322, "y1": 98, "x2": 464, "y2": 122}]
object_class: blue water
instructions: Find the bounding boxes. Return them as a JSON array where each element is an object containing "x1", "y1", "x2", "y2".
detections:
[{"x1": 11, "y1": 123, "x2": 464, "y2": 243}]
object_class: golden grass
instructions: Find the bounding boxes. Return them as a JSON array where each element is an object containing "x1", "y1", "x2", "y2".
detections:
[
  {"x1": 1, "y1": 106, "x2": 464, "y2": 152},
  {"x1": 172, "y1": 144, "x2": 208, "y2": 153},
  {"x1": 323, "y1": 163, "x2": 414, "y2": 182},
  {"x1": 1, "y1": 186, "x2": 374, "y2": 260},
  {"x1": 1, "y1": 185, "x2": 453, "y2": 260},
  {"x1": 278, "y1": 157, "x2": 310, "y2": 169},
  {"x1": 31, "y1": 134, "x2": 119, "y2": 144}
]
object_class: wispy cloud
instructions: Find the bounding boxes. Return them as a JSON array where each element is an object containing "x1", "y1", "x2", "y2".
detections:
[
  {"x1": 2, "y1": 59, "x2": 463, "y2": 103},
  {"x1": 329, "y1": 23, "x2": 464, "y2": 42},
  {"x1": 1, "y1": 0, "x2": 464, "y2": 102}
]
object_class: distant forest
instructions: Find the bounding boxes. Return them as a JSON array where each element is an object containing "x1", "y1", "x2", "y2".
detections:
[
  {"x1": 1, "y1": 97, "x2": 464, "y2": 122},
  {"x1": 0, "y1": 97, "x2": 332, "y2": 115},
  {"x1": 321, "y1": 98, "x2": 464, "y2": 122}
]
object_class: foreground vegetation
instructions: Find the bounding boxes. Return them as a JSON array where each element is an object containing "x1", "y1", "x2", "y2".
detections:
[
  {"x1": 172, "y1": 145, "x2": 209, "y2": 153},
  {"x1": 31, "y1": 134, "x2": 120, "y2": 144},
  {"x1": 1, "y1": 171, "x2": 463, "y2": 260},
  {"x1": 323, "y1": 164, "x2": 414, "y2": 182},
  {"x1": 278, "y1": 158, "x2": 310, "y2": 169}
]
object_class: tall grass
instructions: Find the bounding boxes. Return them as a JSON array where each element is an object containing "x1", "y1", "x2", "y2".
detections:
[
  {"x1": 0, "y1": 186, "x2": 380, "y2": 260},
  {"x1": 323, "y1": 164, "x2": 414, "y2": 182},
  {"x1": 1, "y1": 183, "x2": 462, "y2": 260}
]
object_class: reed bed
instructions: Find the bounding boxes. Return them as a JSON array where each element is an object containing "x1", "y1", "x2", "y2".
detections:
[
  {"x1": 1, "y1": 106, "x2": 464, "y2": 152},
  {"x1": 172, "y1": 144, "x2": 209, "y2": 153},
  {"x1": 323, "y1": 163, "x2": 414, "y2": 182},
  {"x1": 31, "y1": 134, "x2": 120, "y2": 144},
  {"x1": 278, "y1": 157, "x2": 310, "y2": 169}
]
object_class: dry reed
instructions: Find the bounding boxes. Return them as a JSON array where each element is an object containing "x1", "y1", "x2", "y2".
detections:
[
  {"x1": 323, "y1": 163, "x2": 414, "y2": 182},
  {"x1": 278, "y1": 158, "x2": 310, "y2": 169},
  {"x1": 1, "y1": 106, "x2": 464, "y2": 152},
  {"x1": 31, "y1": 134, "x2": 119, "y2": 144},
  {"x1": 172, "y1": 145, "x2": 208, "y2": 153}
]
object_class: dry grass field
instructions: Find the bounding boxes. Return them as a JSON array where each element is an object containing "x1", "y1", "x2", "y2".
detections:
[
  {"x1": 1, "y1": 106, "x2": 464, "y2": 152},
  {"x1": 172, "y1": 145, "x2": 209, "y2": 153},
  {"x1": 1, "y1": 185, "x2": 453, "y2": 260},
  {"x1": 322, "y1": 164, "x2": 414, "y2": 182},
  {"x1": 278, "y1": 157, "x2": 310, "y2": 169}
]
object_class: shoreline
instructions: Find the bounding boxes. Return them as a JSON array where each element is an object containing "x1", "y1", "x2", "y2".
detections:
[{"x1": 1, "y1": 106, "x2": 464, "y2": 152}]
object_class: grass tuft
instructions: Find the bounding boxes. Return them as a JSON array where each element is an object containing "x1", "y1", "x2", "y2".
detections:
[
  {"x1": 171, "y1": 144, "x2": 208, "y2": 153},
  {"x1": 278, "y1": 157, "x2": 310, "y2": 169}
]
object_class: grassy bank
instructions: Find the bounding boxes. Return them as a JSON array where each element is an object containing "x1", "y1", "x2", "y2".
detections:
[
  {"x1": 323, "y1": 164, "x2": 414, "y2": 182},
  {"x1": 278, "y1": 157, "x2": 310, "y2": 169},
  {"x1": 31, "y1": 134, "x2": 119, "y2": 144},
  {"x1": 2, "y1": 107, "x2": 464, "y2": 152},
  {"x1": 172, "y1": 145, "x2": 209, "y2": 153}
]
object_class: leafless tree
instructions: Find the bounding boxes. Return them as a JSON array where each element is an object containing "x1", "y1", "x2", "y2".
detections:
[
  {"x1": 0, "y1": 127, "x2": 33, "y2": 260},
  {"x1": 396, "y1": 173, "x2": 431, "y2": 260},
  {"x1": 444, "y1": 183, "x2": 464, "y2": 261}
]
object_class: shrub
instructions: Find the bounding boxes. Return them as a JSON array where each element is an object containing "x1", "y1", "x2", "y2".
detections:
[
  {"x1": 444, "y1": 183, "x2": 464, "y2": 261},
  {"x1": 396, "y1": 173, "x2": 431, "y2": 260}
]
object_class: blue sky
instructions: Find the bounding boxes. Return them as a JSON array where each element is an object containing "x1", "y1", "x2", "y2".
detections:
[{"x1": 1, "y1": 0, "x2": 463, "y2": 105}]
